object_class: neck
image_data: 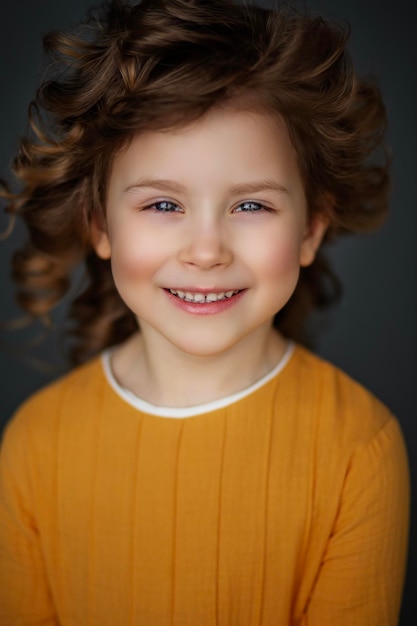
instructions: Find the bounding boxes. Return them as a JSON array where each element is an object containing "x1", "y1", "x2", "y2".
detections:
[{"x1": 110, "y1": 327, "x2": 287, "y2": 408}]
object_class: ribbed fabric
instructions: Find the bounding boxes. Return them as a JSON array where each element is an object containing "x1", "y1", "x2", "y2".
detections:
[{"x1": 0, "y1": 345, "x2": 410, "y2": 625}]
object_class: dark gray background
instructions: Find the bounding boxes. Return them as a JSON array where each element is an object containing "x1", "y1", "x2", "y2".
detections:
[{"x1": 0, "y1": 1, "x2": 415, "y2": 623}]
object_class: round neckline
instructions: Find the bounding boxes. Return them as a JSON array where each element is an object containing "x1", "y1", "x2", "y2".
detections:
[{"x1": 101, "y1": 341, "x2": 295, "y2": 418}]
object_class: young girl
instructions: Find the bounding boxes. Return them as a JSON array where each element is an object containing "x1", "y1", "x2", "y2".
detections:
[{"x1": 0, "y1": 0, "x2": 410, "y2": 624}]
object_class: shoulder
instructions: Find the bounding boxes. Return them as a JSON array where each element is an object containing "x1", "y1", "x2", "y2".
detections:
[
  {"x1": 283, "y1": 346, "x2": 410, "y2": 535},
  {"x1": 283, "y1": 344, "x2": 399, "y2": 449},
  {"x1": 14, "y1": 354, "x2": 104, "y2": 412},
  {"x1": 1, "y1": 355, "x2": 107, "y2": 456}
]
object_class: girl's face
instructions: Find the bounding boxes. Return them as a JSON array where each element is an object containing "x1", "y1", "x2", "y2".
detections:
[{"x1": 92, "y1": 108, "x2": 326, "y2": 359}]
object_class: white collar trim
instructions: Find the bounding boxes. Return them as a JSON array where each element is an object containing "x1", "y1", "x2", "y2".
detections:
[{"x1": 102, "y1": 341, "x2": 295, "y2": 418}]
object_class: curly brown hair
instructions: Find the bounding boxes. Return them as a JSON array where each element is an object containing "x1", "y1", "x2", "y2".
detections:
[{"x1": 1, "y1": 0, "x2": 390, "y2": 364}]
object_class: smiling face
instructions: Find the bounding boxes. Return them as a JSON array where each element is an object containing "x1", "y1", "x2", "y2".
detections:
[{"x1": 91, "y1": 108, "x2": 327, "y2": 360}]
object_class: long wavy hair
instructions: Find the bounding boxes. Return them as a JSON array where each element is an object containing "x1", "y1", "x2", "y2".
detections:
[{"x1": 1, "y1": 0, "x2": 390, "y2": 364}]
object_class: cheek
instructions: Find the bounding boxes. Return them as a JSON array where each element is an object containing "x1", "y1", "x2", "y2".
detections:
[
  {"x1": 248, "y1": 229, "x2": 303, "y2": 282},
  {"x1": 109, "y1": 232, "x2": 163, "y2": 290}
]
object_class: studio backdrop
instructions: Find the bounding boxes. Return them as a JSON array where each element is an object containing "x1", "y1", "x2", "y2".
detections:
[{"x1": 0, "y1": 1, "x2": 415, "y2": 624}]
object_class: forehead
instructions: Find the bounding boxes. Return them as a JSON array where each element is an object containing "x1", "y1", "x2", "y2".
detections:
[{"x1": 109, "y1": 108, "x2": 302, "y2": 188}]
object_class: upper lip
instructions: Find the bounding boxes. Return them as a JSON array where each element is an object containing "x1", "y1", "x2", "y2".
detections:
[{"x1": 165, "y1": 287, "x2": 243, "y2": 294}]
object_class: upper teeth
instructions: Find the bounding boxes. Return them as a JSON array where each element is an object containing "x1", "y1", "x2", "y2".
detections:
[{"x1": 169, "y1": 289, "x2": 240, "y2": 303}]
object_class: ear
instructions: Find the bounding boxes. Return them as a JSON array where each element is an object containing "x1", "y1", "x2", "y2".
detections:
[
  {"x1": 89, "y1": 212, "x2": 112, "y2": 260},
  {"x1": 299, "y1": 213, "x2": 329, "y2": 267}
]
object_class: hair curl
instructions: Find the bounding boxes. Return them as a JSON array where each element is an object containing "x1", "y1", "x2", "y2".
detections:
[{"x1": 1, "y1": 0, "x2": 390, "y2": 364}]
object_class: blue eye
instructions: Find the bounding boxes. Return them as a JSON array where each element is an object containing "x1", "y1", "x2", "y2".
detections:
[
  {"x1": 234, "y1": 201, "x2": 265, "y2": 213},
  {"x1": 148, "y1": 200, "x2": 181, "y2": 212}
]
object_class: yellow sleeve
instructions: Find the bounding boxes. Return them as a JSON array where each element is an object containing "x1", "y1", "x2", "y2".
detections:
[
  {"x1": 0, "y1": 414, "x2": 58, "y2": 625},
  {"x1": 302, "y1": 417, "x2": 410, "y2": 626}
]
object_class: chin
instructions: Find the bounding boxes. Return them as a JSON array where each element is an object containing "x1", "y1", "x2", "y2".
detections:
[{"x1": 162, "y1": 333, "x2": 243, "y2": 359}]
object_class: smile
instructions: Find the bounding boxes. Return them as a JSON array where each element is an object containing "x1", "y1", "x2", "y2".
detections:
[{"x1": 168, "y1": 289, "x2": 241, "y2": 303}]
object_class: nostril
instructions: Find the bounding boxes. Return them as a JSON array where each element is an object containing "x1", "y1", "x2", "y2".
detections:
[{"x1": 178, "y1": 236, "x2": 233, "y2": 269}]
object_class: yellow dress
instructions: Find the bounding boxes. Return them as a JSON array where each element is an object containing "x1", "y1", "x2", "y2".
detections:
[{"x1": 0, "y1": 344, "x2": 410, "y2": 625}]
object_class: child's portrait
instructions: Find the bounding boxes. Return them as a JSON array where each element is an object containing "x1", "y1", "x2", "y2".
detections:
[{"x1": 0, "y1": 0, "x2": 414, "y2": 624}]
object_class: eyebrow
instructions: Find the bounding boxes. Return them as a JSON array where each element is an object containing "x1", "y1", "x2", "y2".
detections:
[
  {"x1": 229, "y1": 181, "x2": 289, "y2": 195},
  {"x1": 124, "y1": 178, "x2": 289, "y2": 195},
  {"x1": 124, "y1": 178, "x2": 185, "y2": 194}
]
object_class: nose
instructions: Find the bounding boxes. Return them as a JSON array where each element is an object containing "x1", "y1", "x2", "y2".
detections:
[{"x1": 178, "y1": 215, "x2": 233, "y2": 270}]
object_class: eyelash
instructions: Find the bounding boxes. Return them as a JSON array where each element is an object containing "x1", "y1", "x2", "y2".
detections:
[
  {"x1": 142, "y1": 200, "x2": 273, "y2": 214},
  {"x1": 233, "y1": 201, "x2": 267, "y2": 213},
  {"x1": 146, "y1": 200, "x2": 182, "y2": 212}
]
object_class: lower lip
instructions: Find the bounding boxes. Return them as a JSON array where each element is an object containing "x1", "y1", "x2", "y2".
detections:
[{"x1": 164, "y1": 289, "x2": 246, "y2": 315}]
